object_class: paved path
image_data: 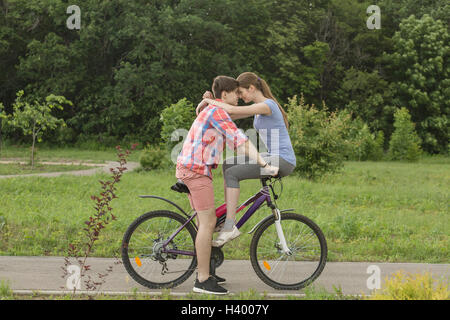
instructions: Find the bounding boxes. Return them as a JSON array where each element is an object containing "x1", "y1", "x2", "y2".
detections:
[
  {"x1": 0, "y1": 161, "x2": 140, "y2": 179},
  {"x1": 0, "y1": 256, "x2": 448, "y2": 297}
]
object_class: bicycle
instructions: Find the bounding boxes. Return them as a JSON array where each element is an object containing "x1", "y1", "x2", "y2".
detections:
[{"x1": 121, "y1": 174, "x2": 327, "y2": 290}]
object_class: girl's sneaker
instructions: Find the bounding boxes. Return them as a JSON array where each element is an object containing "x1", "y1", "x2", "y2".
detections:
[{"x1": 212, "y1": 226, "x2": 241, "y2": 247}]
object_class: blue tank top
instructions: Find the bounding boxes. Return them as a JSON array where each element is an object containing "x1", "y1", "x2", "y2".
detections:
[{"x1": 253, "y1": 99, "x2": 296, "y2": 166}]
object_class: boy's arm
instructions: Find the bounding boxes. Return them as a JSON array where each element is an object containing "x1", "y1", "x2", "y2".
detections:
[
  {"x1": 196, "y1": 100, "x2": 208, "y2": 115},
  {"x1": 195, "y1": 91, "x2": 215, "y2": 115}
]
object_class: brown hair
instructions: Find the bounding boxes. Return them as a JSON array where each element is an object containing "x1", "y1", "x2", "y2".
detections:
[
  {"x1": 237, "y1": 72, "x2": 289, "y2": 130},
  {"x1": 212, "y1": 76, "x2": 239, "y2": 99}
]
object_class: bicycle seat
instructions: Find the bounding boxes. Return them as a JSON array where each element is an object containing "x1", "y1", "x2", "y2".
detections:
[{"x1": 170, "y1": 179, "x2": 190, "y2": 194}]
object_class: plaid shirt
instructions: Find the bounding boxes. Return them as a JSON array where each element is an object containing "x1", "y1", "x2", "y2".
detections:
[{"x1": 176, "y1": 100, "x2": 248, "y2": 179}]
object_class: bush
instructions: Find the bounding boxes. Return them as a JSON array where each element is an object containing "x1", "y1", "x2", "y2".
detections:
[
  {"x1": 338, "y1": 110, "x2": 385, "y2": 161},
  {"x1": 388, "y1": 107, "x2": 422, "y2": 161},
  {"x1": 368, "y1": 271, "x2": 449, "y2": 300},
  {"x1": 287, "y1": 95, "x2": 349, "y2": 180},
  {"x1": 160, "y1": 98, "x2": 196, "y2": 152},
  {"x1": 55, "y1": 125, "x2": 77, "y2": 145},
  {"x1": 370, "y1": 130, "x2": 385, "y2": 161},
  {"x1": 139, "y1": 144, "x2": 172, "y2": 171}
]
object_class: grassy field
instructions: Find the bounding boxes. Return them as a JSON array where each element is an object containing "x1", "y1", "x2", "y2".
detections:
[
  {"x1": 0, "y1": 145, "x2": 448, "y2": 263},
  {"x1": 0, "y1": 162, "x2": 99, "y2": 175}
]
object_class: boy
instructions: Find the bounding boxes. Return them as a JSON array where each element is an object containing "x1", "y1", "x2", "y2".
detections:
[{"x1": 175, "y1": 76, "x2": 278, "y2": 294}]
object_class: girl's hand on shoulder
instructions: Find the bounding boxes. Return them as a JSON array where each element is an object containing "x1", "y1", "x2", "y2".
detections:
[{"x1": 203, "y1": 91, "x2": 214, "y2": 99}]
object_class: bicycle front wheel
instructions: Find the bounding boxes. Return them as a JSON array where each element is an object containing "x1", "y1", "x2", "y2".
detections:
[
  {"x1": 121, "y1": 210, "x2": 197, "y2": 289},
  {"x1": 250, "y1": 212, "x2": 327, "y2": 290}
]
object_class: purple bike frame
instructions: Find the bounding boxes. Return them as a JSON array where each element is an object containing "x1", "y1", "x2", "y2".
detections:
[{"x1": 162, "y1": 186, "x2": 272, "y2": 257}]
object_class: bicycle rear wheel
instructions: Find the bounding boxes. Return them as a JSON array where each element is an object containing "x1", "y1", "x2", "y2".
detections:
[
  {"x1": 121, "y1": 210, "x2": 197, "y2": 289},
  {"x1": 250, "y1": 212, "x2": 327, "y2": 290}
]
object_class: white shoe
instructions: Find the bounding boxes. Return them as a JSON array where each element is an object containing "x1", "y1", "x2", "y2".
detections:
[{"x1": 212, "y1": 226, "x2": 241, "y2": 247}]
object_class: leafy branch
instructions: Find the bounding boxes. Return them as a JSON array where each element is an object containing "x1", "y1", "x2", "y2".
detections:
[{"x1": 61, "y1": 143, "x2": 138, "y2": 298}]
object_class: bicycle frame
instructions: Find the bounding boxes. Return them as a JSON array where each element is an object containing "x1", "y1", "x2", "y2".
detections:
[{"x1": 155, "y1": 184, "x2": 292, "y2": 257}]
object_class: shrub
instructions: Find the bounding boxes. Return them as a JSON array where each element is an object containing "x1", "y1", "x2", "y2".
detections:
[
  {"x1": 160, "y1": 98, "x2": 196, "y2": 151},
  {"x1": 338, "y1": 110, "x2": 385, "y2": 161},
  {"x1": 368, "y1": 271, "x2": 449, "y2": 300},
  {"x1": 139, "y1": 144, "x2": 171, "y2": 170},
  {"x1": 369, "y1": 130, "x2": 385, "y2": 161},
  {"x1": 287, "y1": 94, "x2": 349, "y2": 180},
  {"x1": 0, "y1": 215, "x2": 6, "y2": 232},
  {"x1": 388, "y1": 107, "x2": 422, "y2": 161}
]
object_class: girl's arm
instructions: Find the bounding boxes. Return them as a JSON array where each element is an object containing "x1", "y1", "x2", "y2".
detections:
[
  {"x1": 204, "y1": 98, "x2": 272, "y2": 116},
  {"x1": 230, "y1": 113, "x2": 254, "y2": 120}
]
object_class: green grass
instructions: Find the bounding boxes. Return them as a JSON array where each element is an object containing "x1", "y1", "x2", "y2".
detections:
[
  {"x1": 2, "y1": 286, "x2": 359, "y2": 300},
  {"x1": 0, "y1": 162, "x2": 99, "y2": 175},
  {"x1": 0, "y1": 146, "x2": 448, "y2": 264},
  {"x1": 0, "y1": 143, "x2": 141, "y2": 164}
]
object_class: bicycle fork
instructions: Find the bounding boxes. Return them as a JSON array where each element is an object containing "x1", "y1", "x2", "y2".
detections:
[{"x1": 272, "y1": 208, "x2": 292, "y2": 256}]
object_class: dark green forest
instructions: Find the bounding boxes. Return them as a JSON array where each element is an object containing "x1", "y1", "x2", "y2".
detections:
[{"x1": 0, "y1": 0, "x2": 448, "y2": 154}]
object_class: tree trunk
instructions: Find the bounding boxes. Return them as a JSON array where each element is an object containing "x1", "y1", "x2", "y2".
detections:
[
  {"x1": 0, "y1": 117, "x2": 2, "y2": 159},
  {"x1": 31, "y1": 123, "x2": 35, "y2": 170}
]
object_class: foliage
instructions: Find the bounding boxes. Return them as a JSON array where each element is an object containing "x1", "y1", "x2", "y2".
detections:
[
  {"x1": 338, "y1": 67, "x2": 395, "y2": 144},
  {"x1": 139, "y1": 143, "x2": 171, "y2": 171},
  {"x1": 287, "y1": 94, "x2": 348, "y2": 180},
  {"x1": 388, "y1": 107, "x2": 422, "y2": 161},
  {"x1": 1, "y1": 90, "x2": 71, "y2": 167},
  {"x1": 368, "y1": 271, "x2": 449, "y2": 300},
  {"x1": 382, "y1": 14, "x2": 449, "y2": 154},
  {"x1": 338, "y1": 109, "x2": 385, "y2": 161},
  {"x1": 160, "y1": 98, "x2": 196, "y2": 151},
  {"x1": 0, "y1": 0, "x2": 447, "y2": 156},
  {"x1": 0, "y1": 215, "x2": 5, "y2": 233},
  {"x1": 61, "y1": 144, "x2": 138, "y2": 298}
]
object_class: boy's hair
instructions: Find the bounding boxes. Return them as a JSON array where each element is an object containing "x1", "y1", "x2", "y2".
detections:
[{"x1": 212, "y1": 76, "x2": 239, "y2": 99}]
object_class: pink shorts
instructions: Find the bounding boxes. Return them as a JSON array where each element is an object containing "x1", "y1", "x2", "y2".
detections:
[{"x1": 175, "y1": 165, "x2": 215, "y2": 212}]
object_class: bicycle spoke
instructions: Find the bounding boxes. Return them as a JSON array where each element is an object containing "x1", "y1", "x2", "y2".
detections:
[
  {"x1": 122, "y1": 211, "x2": 197, "y2": 288},
  {"x1": 251, "y1": 213, "x2": 326, "y2": 288}
]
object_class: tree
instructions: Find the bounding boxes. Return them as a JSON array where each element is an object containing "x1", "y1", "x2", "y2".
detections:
[
  {"x1": 382, "y1": 14, "x2": 449, "y2": 154},
  {"x1": 0, "y1": 102, "x2": 4, "y2": 158},
  {"x1": 337, "y1": 67, "x2": 395, "y2": 148},
  {"x1": 3, "y1": 90, "x2": 72, "y2": 168},
  {"x1": 388, "y1": 107, "x2": 422, "y2": 161}
]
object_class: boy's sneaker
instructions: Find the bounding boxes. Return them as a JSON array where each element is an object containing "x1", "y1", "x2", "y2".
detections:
[
  {"x1": 193, "y1": 276, "x2": 228, "y2": 295},
  {"x1": 213, "y1": 274, "x2": 226, "y2": 284},
  {"x1": 212, "y1": 225, "x2": 241, "y2": 247}
]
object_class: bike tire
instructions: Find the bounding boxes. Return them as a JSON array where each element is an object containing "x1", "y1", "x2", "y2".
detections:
[
  {"x1": 121, "y1": 210, "x2": 197, "y2": 289},
  {"x1": 249, "y1": 212, "x2": 327, "y2": 290}
]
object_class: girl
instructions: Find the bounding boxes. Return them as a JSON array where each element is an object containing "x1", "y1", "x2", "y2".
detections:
[{"x1": 197, "y1": 72, "x2": 296, "y2": 246}]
